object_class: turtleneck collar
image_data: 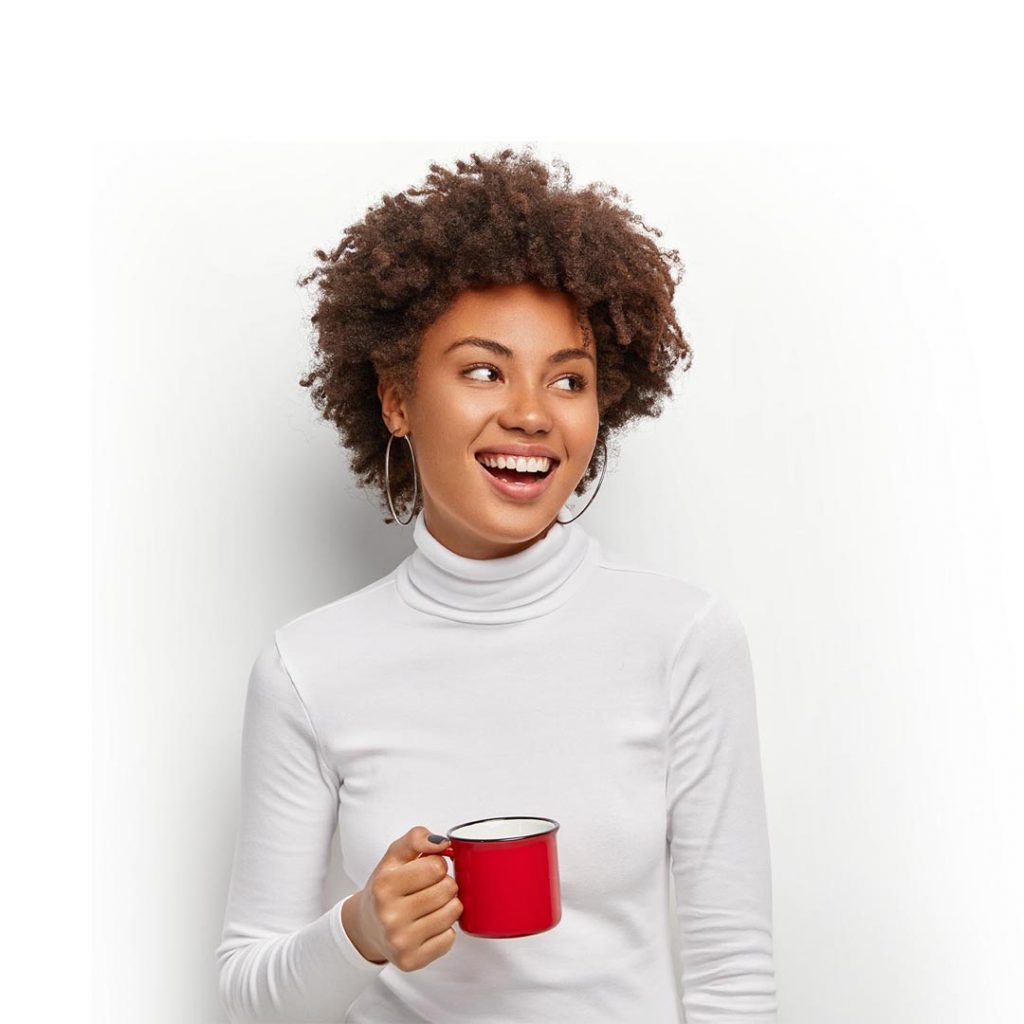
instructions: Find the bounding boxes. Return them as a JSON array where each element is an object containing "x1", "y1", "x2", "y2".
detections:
[{"x1": 393, "y1": 508, "x2": 599, "y2": 624}]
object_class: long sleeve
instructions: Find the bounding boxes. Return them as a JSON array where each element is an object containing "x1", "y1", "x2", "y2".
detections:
[
  {"x1": 216, "y1": 633, "x2": 386, "y2": 1024},
  {"x1": 666, "y1": 594, "x2": 778, "y2": 1023}
]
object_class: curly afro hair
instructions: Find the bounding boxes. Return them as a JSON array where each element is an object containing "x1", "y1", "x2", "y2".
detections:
[{"x1": 297, "y1": 146, "x2": 693, "y2": 524}]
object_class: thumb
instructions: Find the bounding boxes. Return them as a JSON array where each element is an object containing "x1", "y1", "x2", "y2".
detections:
[{"x1": 388, "y1": 826, "x2": 450, "y2": 866}]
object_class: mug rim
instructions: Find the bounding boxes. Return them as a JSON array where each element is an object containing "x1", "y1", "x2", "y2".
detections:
[{"x1": 446, "y1": 815, "x2": 559, "y2": 843}]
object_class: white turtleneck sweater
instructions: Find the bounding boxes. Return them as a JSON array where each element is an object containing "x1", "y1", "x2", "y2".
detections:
[{"x1": 216, "y1": 509, "x2": 778, "y2": 1023}]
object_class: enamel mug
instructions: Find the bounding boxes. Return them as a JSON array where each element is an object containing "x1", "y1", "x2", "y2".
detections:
[{"x1": 427, "y1": 816, "x2": 562, "y2": 938}]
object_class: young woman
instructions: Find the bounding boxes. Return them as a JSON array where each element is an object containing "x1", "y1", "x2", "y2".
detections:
[{"x1": 216, "y1": 148, "x2": 778, "y2": 1023}]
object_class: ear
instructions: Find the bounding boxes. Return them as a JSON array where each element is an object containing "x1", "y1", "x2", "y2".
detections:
[{"x1": 377, "y1": 376, "x2": 409, "y2": 435}]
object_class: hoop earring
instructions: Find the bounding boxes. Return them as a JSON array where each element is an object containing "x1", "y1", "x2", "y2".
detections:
[
  {"x1": 556, "y1": 436, "x2": 607, "y2": 524},
  {"x1": 384, "y1": 431, "x2": 419, "y2": 525}
]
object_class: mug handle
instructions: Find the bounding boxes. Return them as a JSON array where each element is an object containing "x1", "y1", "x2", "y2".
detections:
[{"x1": 417, "y1": 844, "x2": 455, "y2": 862}]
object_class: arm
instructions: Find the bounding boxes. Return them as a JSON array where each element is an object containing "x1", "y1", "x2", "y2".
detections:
[
  {"x1": 216, "y1": 634, "x2": 386, "y2": 1024},
  {"x1": 666, "y1": 594, "x2": 778, "y2": 1023}
]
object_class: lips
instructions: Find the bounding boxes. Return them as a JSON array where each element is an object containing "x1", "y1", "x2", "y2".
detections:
[
  {"x1": 474, "y1": 445, "x2": 561, "y2": 463},
  {"x1": 475, "y1": 455, "x2": 558, "y2": 502},
  {"x1": 475, "y1": 454, "x2": 554, "y2": 477},
  {"x1": 479, "y1": 461, "x2": 552, "y2": 481}
]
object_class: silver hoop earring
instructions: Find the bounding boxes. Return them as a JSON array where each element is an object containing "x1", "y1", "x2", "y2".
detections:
[
  {"x1": 556, "y1": 436, "x2": 607, "y2": 524},
  {"x1": 384, "y1": 431, "x2": 419, "y2": 525}
]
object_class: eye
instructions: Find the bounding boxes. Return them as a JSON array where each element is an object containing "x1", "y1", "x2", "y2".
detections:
[
  {"x1": 463, "y1": 364, "x2": 501, "y2": 383},
  {"x1": 462, "y1": 364, "x2": 589, "y2": 392}
]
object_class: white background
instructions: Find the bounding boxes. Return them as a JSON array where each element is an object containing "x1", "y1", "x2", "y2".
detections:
[
  {"x1": 5, "y1": 3, "x2": 1022, "y2": 1024},
  {"x1": 93, "y1": 140, "x2": 1022, "y2": 1022}
]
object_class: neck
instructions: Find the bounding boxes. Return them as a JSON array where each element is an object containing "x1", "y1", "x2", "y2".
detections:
[
  {"x1": 393, "y1": 508, "x2": 599, "y2": 624},
  {"x1": 419, "y1": 507, "x2": 561, "y2": 561}
]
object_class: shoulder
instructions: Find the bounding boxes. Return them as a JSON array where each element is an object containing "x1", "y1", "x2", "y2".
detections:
[
  {"x1": 591, "y1": 535, "x2": 714, "y2": 621},
  {"x1": 280, "y1": 567, "x2": 397, "y2": 633},
  {"x1": 270, "y1": 567, "x2": 400, "y2": 676},
  {"x1": 238, "y1": 568, "x2": 401, "y2": 723},
  {"x1": 589, "y1": 535, "x2": 748, "y2": 653}
]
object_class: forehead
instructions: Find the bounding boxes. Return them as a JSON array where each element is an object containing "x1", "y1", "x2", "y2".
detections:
[{"x1": 422, "y1": 282, "x2": 586, "y2": 352}]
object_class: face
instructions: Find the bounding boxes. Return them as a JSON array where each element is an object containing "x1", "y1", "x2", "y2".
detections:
[{"x1": 377, "y1": 282, "x2": 600, "y2": 559}]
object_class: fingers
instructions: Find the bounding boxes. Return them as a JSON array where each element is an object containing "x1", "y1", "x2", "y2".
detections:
[
  {"x1": 362, "y1": 826, "x2": 462, "y2": 973},
  {"x1": 392, "y1": 896, "x2": 463, "y2": 972},
  {"x1": 382, "y1": 827, "x2": 452, "y2": 898},
  {"x1": 404, "y1": 869, "x2": 460, "y2": 923},
  {"x1": 384, "y1": 826, "x2": 449, "y2": 867},
  {"x1": 392, "y1": 923, "x2": 458, "y2": 974}
]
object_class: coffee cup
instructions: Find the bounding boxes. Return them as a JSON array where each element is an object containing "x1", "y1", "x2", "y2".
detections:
[{"x1": 425, "y1": 816, "x2": 562, "y2": 938}]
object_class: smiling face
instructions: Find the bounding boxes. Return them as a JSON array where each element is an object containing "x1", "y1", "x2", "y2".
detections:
[{"x1": 377, "y1": 282, "x2": 601, "y2": 559}]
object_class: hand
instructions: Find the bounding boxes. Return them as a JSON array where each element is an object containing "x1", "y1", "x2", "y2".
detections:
[{"x1": 347, "y1": 826, "x2": 463, "y2": 972}]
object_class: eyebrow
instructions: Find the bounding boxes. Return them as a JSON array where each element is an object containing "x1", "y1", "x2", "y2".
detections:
[{"x1": 444, "y1": 336, "x2": 595, "y2": 367}]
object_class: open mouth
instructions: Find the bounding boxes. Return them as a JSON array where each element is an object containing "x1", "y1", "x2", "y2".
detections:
[
  {"x1": 474, "y1": 454, "x2": 558, "y2": 487},
  {"x1": 479, "y1": 463, "x2": 553, "y2": 484}
]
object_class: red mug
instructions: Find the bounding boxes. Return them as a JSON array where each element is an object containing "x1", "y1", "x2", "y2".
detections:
[{"x1": 423, "y1": 816, "x2": 562, "y2": 938}]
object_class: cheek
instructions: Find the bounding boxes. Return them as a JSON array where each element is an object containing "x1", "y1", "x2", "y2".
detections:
[
  {"x1": 412, "y1": 389, "x2": 479, "y2": 446},
  {"x1": 440, "y1": 413, "x2": 496, "y2": 454},
  {"x1": 563, "y1": 417, "x2": 601, "y2": 456},
  {"x1": 412, "y1": 427, "x2": 478, "y2": 480}
]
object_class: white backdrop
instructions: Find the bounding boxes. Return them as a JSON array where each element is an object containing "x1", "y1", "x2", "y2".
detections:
[{"x1": 93, "y1": 141, "x2": 1023, "y2": 1023}]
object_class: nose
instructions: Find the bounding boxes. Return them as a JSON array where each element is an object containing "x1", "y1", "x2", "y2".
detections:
[{"x1": 496, "y1": 380, "x2": 554, "y2": 433}]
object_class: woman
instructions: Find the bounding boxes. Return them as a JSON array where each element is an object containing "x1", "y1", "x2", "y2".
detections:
[{"x1": 216, "y1": 148, "x2": 778, "y2": 1023}]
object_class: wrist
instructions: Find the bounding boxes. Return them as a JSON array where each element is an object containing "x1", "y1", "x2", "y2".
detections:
[{"x1": 342, "y1": 890, "x2": 388, "y2": 965}]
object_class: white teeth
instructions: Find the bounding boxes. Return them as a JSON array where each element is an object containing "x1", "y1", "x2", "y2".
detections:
[{"x1": 476, "y1": 454, "x2": 552, "y2": 473}]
